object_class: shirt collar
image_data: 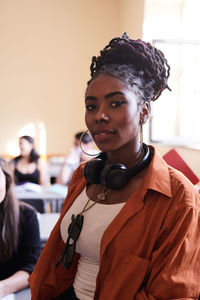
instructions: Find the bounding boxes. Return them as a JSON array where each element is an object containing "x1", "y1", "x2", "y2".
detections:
[{"x1": 80, "y1": 145, "x2": 172, "y2": 199}]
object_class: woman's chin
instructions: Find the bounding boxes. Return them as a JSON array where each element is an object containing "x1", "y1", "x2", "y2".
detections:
[{"x1": 95, "y1": 144, "x2": 118, "y2": 153}]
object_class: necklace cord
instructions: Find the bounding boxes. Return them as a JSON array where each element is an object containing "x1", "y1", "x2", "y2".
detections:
[
  {"x1": 80, "y1": 185, "x2": 110, "y2": 214},
  {"x1": 56, "y1": 184, "x2": 110, "y2": 270}
]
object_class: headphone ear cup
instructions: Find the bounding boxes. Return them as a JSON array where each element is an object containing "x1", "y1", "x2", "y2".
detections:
[
  {"x1": 84, "y1": 158, "x2": 105, "y2": 184},
  {"x1": 100, "y1": 163, "x2": 128, "y2": 189},
  {"x1": 84, "y1": 144, "x2": 151, "y2": 189}
]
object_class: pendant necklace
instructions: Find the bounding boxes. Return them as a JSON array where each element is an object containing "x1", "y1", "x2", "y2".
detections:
[{"x1": 56, "y1": 184, "x2": 110, "y2": 269}]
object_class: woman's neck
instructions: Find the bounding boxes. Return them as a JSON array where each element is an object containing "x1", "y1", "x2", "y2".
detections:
[
  {"x1": 20, "y1": 155, "x2": 30, "y2": 163},
  {"x1": 106, "y1": 143, "x2": 143, "y2": 167}
]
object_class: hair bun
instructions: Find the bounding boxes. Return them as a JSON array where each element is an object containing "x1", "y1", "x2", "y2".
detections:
[{"x1": 122, "y1": 32, "x2": 129, "y2": 39}]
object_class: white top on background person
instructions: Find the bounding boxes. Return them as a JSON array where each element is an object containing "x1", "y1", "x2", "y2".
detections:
[{"x1": 56, "y1": 131, "x2": 97, "y2": 186}]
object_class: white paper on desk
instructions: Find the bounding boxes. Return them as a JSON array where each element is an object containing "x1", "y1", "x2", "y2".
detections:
[
  {"x1": 15, "y1": 182, "x2": 42, "y2": 193},
  {"x1": 1, "y1": 293, "x2": 15, "y2": 300},
  {"x1": 49, "y1": 184, "x2": 68, "y2": 197}
]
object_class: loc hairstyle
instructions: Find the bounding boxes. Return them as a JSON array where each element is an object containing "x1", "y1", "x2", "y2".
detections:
[{"x1": 88, "y1": 32, "x2": 171, "y2": 102}]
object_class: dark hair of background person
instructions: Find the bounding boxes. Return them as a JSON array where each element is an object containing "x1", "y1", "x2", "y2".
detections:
[
  {"x1": 75, "y1": 131, "x2": 92, "y2": 144},
  {"x1": 0, "y1": 159, "x2": 20, "y2": 262},
  {"x1": 15, "y1": 135, "x2": 40, "y2": 163},
  {"x1": 88, "y1": 32, "x2": 171, "y2": 103}
]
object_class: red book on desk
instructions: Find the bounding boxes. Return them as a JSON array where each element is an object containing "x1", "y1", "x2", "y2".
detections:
[{"x1": 163, "y1": 149, "x2": 199, "y2": 185}]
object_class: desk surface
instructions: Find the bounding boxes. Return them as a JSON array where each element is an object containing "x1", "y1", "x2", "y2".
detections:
[
  {"x1": 16, "y1": 189, "x2": 65, "y2": 200},
  {"x1": 16, "y1": 288, "x2": 31, "y2": 300},
  {"x1": 38, "y1": 213, "x2": 60, "y2": 241},
  {"x1": 14, "y1": 184, "x2": 67, "y2": 212},
  {"x1": 1, "y1": 288, "x2": 31, "y2": 300},
  {"x1": 15, "y1": 183, "x2": 67, "y2": 200}
]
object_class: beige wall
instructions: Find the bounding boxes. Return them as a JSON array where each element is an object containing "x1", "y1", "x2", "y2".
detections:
[
  {"x1": 119, "y1": 0, "x2": 144, "y2": 39},
  {"x1": 0, "y1": 0, "x2": 144, "y2": 156},
  {"x1": 1, "y1": 0, "x2": 199, "y2": 179}
]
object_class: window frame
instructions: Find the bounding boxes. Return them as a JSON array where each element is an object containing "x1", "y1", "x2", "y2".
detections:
[{"x1": 149, "y1": 38, "x2": 200, "y2": 149}]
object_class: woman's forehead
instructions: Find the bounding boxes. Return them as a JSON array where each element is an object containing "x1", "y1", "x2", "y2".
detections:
[
  {"x1": 86, "y1": 74, "x2": 141, "y2": 102},
  {"x1": 87, "y1": 74, "x2": 129, "y2": 94}
]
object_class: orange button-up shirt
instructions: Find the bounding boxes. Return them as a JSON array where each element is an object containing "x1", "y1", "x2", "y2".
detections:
[{"x1": 29, "y1": 147, "x2": 200, "y2": 299}]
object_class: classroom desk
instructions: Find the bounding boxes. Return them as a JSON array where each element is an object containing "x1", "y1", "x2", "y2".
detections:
[
  {"x1": 37, "y1": 212, "x2": 60, "y2": 244},
  {"x1": 15, "y1": 186, "x2": 66, "y2": 212},
  {"x1": 16, "y1": 288, "x2": 31, "y2": 300},
  {"x1": 3, "y1": 288, "x2": 31, "y2": 300}
]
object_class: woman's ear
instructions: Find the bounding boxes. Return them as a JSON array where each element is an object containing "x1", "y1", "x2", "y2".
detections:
[{"x1": 140, "y1": 101, "x2": 150, "y2": 124}]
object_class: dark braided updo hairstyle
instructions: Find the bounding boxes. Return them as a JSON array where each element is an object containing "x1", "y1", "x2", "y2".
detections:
[{"x1": 88, "y1": 33, "x2": 170, "y2": 103}]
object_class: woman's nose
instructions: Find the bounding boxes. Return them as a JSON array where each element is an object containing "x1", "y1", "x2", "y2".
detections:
[{"x1": 95, "y1": 107, "x2": 109, "y2": 123}]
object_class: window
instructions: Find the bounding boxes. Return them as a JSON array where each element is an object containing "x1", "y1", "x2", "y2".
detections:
[{"x1": 144, "y1": 0, "x2": 200, "y2": 147}]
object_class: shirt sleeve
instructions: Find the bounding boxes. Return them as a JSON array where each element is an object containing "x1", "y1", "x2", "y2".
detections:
[
  {"x1": 17, "y1": 204, "x2": 42, "y2": 274},
  {"x1": 135, "y1": 190, "x2": 200, "y2": 299}
]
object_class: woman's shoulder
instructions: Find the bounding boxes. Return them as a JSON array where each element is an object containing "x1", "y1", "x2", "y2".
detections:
[
  {"x1": 168, "y1": 164, "x2": 195, "y2": 189},
  {"x1": 9, "y1": 156, "x2": 21, "y2": 166},
  {"x1": 167, "y1": 165, "x2": 200, "y2": 209},
  {"x1": 70, "y1": 162, "x2": 85, "y2": 183},
  {"x1": 36, "y1": 157, "x2": 46, "y2": 170},
  {"x1": 19, "y1": 203, "x2": 40, "y2": 236},
  {"x1": 19, "y1": 202, "x2": 37, "y2": 219}
]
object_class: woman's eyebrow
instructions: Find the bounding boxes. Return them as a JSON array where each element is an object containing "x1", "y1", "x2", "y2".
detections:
[
  {"x1": 85, "y1": 91, "x2": 125, "y2": 102},
  {"x1": 105, "y1": 91, "x2": 125, "y2": 99},
  {"x1": 85, "y1": 96, "x2": 96, "y2": 102}
]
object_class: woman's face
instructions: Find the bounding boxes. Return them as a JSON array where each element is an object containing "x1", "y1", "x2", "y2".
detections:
[
  {"x1": 0, "y1": 167, "x2": 6, "y2": 203},
  {"x1": 85, "y1": 74, "x2": 146, "y2": 155},
  {"x1": 19, "y1": 138, "x2": 33, "y2": 157}
]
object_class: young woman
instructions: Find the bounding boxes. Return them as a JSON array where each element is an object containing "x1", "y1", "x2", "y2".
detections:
[
  {"x1": 9, "y1": 135, "x2": 46, "y2": 186},
  {"x1": 29, "y1": 34, "x2": 200, "y2": 299},
  {"x1": 0, "y1": 158, "x2": 41, "y2": 298}
]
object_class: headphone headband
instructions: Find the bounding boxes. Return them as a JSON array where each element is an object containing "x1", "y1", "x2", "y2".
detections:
[{"x1": 84, "y1": 143, "x2": 153, "y2": 189}]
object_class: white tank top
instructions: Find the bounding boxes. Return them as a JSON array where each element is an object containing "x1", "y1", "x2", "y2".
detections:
[{"x1": 60, "y1": 187, "x2": 125, "y2": 300}]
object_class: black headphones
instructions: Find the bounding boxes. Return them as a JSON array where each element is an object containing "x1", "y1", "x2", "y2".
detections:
[{"x1": 84, "y1": 143, "x2": 152, "y2": 190}]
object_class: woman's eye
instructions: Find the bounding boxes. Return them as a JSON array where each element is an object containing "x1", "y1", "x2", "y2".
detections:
[
  {"x1": 86, "y1": 104, "x2": 96, "y2": 111},
  {"x1": 111, "y1": 100, "x2": 125, "y2": 107}
]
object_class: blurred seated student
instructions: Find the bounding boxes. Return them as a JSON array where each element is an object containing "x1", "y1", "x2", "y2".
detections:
[
  {"x1": 0, "y1": 158, "x2": 41, "y2": 298},
  {"x1": 56, "y1": 131, "x2": 97, "y2": 186},
  {"x1": 9, "y1": 135, "x2": 47, "y2": 186}
]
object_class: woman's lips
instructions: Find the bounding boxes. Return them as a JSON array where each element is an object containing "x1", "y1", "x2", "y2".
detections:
[{"x1": 93, "y1": 129, "x2": 114, "y2": 141}]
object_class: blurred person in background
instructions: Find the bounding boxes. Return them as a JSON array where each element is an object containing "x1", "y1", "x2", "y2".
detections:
[
  {"x1": 56, "y1": 131, "x2": 97, "y2": 186},
  {"x1": 0, "y1": 158, "x2": 41, "y2": 298},
  {"x1": 9, "y1": 135, "x2": 47, "y2": 186}
]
